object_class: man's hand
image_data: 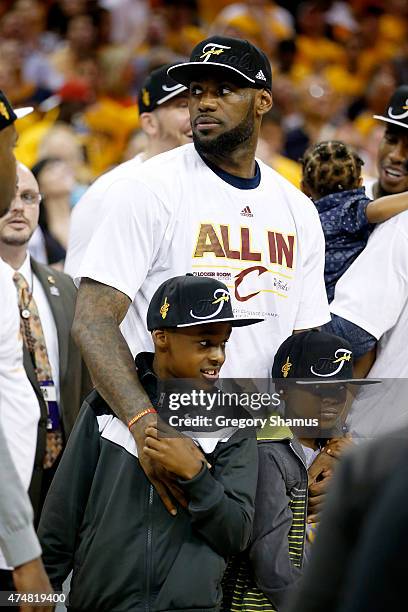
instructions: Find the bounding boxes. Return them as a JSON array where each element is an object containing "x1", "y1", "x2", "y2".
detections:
[
  {"x1": 307, "y1": 469, "x2": 332, "y2": 523},
  {"x1": 324, "y1": 435, "x2": 353, "y2": 460},
  {"x1": 307, "y1": 451, "x2": 336, "y2": 523},
  {"x1": 307, "y1": 437, "x2": 354, "y2": 522},
  {"x1": 144, "y1": 426, "x2": 203, "y2": 481},
  {"x1": 131, "y1": 413, "x2": 209, "y2": 514},
  {"x1": 307, "y1": 450, "x2": 336, "y2": 486},
  {"x1": 12, "y1": 557, "x2": 54, "y2": 612}
]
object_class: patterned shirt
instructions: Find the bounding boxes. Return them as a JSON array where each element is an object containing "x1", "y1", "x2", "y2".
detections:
[{"x1": 315, "y1": 188, "x2": 374, "y2": 302}]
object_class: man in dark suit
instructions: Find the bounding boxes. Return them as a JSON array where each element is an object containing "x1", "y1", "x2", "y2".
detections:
[{"x1": 0, "y1": 161, "x2": 91, "y2": 523}]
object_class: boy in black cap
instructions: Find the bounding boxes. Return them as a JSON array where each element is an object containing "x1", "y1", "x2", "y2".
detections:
[
  {"x1": 223, "y1": 330, "x2": 374, "y2": 612},
  {"x1": 39, "y1": 274, "x2": 259, "y2": 612}
]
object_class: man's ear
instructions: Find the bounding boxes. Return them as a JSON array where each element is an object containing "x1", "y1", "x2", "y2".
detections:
[
  {"x1": 256, "y1": 89, "x2": 273, "y2": 117},
  {"x1": 140, "y1": 111, "x2": 158, "y2": 137}
]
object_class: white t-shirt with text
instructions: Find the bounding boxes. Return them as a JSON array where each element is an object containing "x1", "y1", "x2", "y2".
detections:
[
  {"x1": 78, "y1": 144, "x2": 330, "y2": 378},
  {"x1": 331, "y1": 211, "x2": 408, "y2": 436},
  {"x1": 64, "y1": 153, "x2": 145, "y2": 278}
]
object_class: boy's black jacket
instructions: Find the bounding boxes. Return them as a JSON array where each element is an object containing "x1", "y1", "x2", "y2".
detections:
[{"x1": 38, "y1": 353, "x2": 258, "y2": 612}]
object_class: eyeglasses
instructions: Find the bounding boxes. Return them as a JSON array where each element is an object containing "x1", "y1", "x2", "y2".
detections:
[{"x1": 15, "y1": 191, "x2": 42, "y2": 206}]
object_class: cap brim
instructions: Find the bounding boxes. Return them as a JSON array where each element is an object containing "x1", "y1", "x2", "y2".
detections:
[
  {"x1": 176, "y1": 316, "x2": 263, "y2": 328},
  {"x1": 373, "y1": 115, "x2": 408, "y2": 130},
  {"x1": 168, "y1": 62, "x2": 255, "y2": 88},
  {"x1": 156, "y1": 85, "x2": 187, "y2": 106},
  {"x1": 15, "y1": 107, "x2": 34, "y2": 119},
  {"x1": 295, "y1": 378, "x2": 381, "y2": 386}
]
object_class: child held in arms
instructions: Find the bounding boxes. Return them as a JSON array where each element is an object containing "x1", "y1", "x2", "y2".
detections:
[{"x1": 301, "y1": 140, "x2": 408, "y2": 302}]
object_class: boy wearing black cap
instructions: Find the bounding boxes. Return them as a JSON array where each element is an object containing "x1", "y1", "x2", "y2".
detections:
[
  {"x1": 223, "y1": 330, "x2": 374, "y2": 612},
  {"x1": 38, "y1": 274, "x2": 259, "y2": 612}
]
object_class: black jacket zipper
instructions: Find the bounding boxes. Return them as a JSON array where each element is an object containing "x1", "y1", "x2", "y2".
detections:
[{"x1": 145, "y1": 484, "x2": 154, "y2": 612}]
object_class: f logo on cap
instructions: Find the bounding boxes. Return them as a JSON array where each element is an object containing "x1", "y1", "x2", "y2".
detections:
[
  {"x1": 190, "y1": 289, "x2": 229, "y2": 320},
  {"x1": 388, "y1": 97, "x2": 408, "y2": 120},
  {"x1": 200, "y1": 43, "x2": 231, "y2": 62},
  {"x1": 310, "y1": 349, "x2": 352, "y2": 377}
]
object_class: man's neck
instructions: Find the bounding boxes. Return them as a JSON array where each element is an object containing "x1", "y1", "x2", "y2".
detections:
[
  {"x1": 0, "y1": 243, "x2": 28, "y2": 270},
  {"x1": 152, "y1": 355, "x2": 169, "y2": 380},
  {"x1": 200, "y1": 150, "x2": 257, "y2": 179},
  {"x1": 144, "y1": 139, "x2": 176, "y2": 161},
  {"x1": 372, "y1": 181, "x2": 389, "y2": 199},
  {"x1": 195, "y1": 128, "x2": 259, "y2": 179}
]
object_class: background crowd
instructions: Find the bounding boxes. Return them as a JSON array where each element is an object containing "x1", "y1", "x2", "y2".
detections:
[
  {"x1": 1, "y1": 1, "x2": 408, "y2": 611},
  {"x1": 0, "y1": 0, "x2": 404, "y2": 267}
]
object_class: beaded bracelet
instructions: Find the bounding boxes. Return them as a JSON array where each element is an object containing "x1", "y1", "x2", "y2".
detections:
[{"x1": 128, "y1": 407, "x2": 157, "y2": 430}]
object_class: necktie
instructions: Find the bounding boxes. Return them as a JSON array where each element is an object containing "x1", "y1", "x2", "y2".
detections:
[{"x1": 13, "y1": 271, "x2": 63, "y2": 469}]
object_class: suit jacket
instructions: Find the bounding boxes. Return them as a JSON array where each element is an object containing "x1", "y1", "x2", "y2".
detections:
[{"x1": 25, "y1": 258, "x2": 92, "y2": 522}]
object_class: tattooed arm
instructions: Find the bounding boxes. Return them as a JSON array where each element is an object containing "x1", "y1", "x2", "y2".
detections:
[{"x1": 72, "y1": 278, "x2": 186, "y2": 515}]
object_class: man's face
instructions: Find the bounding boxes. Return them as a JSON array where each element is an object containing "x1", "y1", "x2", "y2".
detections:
[
  {"x1": 377, "y1": 125, "x2": 408, "y2": 194},
  {"x1": 155, "y1": 322, "x2": 232, "y2": 386},
  {"x1": 0, "y1": 124, "x2": 17, "y2": 217},
  {"x1": 189, "y1": 77, "x2": 256, "y2": 156},
  {"x1": 0, "y1": 163, "x2": 40, "y2": 246},
  {"x1": 154, "y1": 94, "x2": 192, "y2": 149}
]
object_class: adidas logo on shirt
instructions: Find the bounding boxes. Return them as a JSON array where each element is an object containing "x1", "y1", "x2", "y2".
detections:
[
  {"x1": 240, "y1": 206, "x2": 253, "y2": 218},
  {"x1": 255, "y1": 70, "x2": 266, "y2": 81}
]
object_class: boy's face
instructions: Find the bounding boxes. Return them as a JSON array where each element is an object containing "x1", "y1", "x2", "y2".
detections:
[
  {"x1": 284, "y1": 383, "x2": 350, "y2": 433},
  {"x1": 153, "y1": 322, "x2": 232, "y2": 384}
]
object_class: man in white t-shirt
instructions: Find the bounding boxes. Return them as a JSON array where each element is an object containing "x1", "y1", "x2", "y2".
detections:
[
  {"x1": 0, "y1": 90, "x2": 52, "y2": 608},
  {"x1": 64, "y1": 63, "x2": 191, "y2": 278},
  {"x1": 73, "y1": 36, "x2": 330, "y2": 514},
  {"x1": 327, "y1": 85, "x2": 408, "y2": 438}
]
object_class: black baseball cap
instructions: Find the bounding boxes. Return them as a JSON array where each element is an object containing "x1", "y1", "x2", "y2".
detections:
[
  {"x1": 167, "y1": 36, "x2": 272, "y2": 91},
  {"x1": 272, "y1": 330, "x2": 379, "y2": 386},
  {"x1": 147, "y1": 274, "x2": 263, "y2": 331},
  {"x1": 138, "y1": 63, "x2": 188, "y2": 114},
  {"x1": 373, "y1": 85, "x2": 408, "y2": 131},
  {"x1": 0, "y1": 90, "x2": 33, "y2": 132}
]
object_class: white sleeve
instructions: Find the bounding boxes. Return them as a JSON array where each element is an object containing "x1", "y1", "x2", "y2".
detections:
[
  {"x1": 331, "y1": 219, "x2": 408, "y2": 340},
  {"x1": 0, "y1": 265, "x2": 41, "y2": 567},
  {"x1": 293, "y1": 204, "x2": 331, "y2": 330},
  {"x1": 77, "y1": 178, "x2": 170, "y2": 299}
]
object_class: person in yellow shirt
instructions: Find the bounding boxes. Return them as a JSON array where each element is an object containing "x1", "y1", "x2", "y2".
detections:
[{"x1": 256, "y1": 108, "x2": 302, "y2": 188}]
